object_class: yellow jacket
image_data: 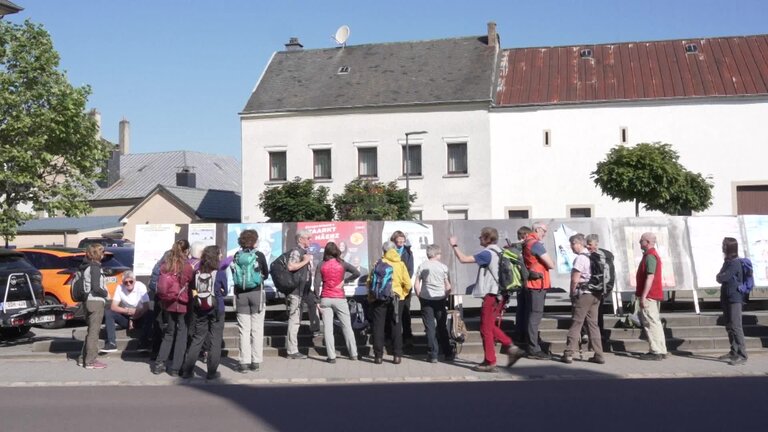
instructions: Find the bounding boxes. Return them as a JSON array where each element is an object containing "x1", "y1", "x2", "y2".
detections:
[{"x1": 368, "y1": 248, "x2": 412, "y2": 301}]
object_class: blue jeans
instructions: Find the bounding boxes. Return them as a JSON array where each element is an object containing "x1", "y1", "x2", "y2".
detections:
[{"x1": 104, "y1": 308, "x2": 152, "y2": 345}]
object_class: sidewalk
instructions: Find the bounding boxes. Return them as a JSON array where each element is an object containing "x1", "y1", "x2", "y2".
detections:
[{"x1": 1, "y1": 348, "x2": 765, "y2": 388}]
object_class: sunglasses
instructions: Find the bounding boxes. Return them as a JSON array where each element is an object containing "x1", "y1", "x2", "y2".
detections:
[{"x1": 124, "y1": 280, "x2": 135, "y2": 285}]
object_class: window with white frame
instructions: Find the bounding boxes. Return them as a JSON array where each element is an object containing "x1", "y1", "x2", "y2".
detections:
[
  {"x1": 507, "y1": 209, "x2": 530, "y2": 219},
  {"x1": 447, "y1": 209, "x2": 468, "y2": 220},
  {"x1": 313, "y1": 149, "x2": 332, "y2": 180},
  {"x1": 269, "y1": 151, "x2": 287, "y2": 181},
  {"x1": 358, "y1": 147, "x2": 378, "y2": 178},
  {"x1": 447, "y1": 142, "x2": 468, "y2": 175},
  {"x1": 402, "y1": 144, "x2": 422, "y2": 176},
  {"x1": 569, "y1": 207, "x2": 592, "y2": 218},
  {"x1": 411, "y1": 210, "x2": 423, "y2": 220}
]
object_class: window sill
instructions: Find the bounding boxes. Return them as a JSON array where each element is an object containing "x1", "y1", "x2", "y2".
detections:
[
  {"x1": 264, "y1": 179, "x2": 287, "y2": 185},
  {"x1": 442, "y1": 173, "x2": 469, "y2": 178},
  {"x1": 356, "y1": 176, "x2": 380, "y2": 181},
  {"x1": 396, "y1": 175, "x2": 424, "y2": 180},
  {"x1": 313, "y1": 178, "x2": 333, "y2": 183}
]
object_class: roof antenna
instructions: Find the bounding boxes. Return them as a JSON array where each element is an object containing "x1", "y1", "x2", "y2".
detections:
[{"x1": 332, "y1": 25, "x2": 350, "y2": 47}]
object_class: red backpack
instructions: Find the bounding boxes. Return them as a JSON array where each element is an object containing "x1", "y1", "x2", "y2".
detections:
[{"x1": 156, "y1": 266, "x2": 189, "y2": 305}]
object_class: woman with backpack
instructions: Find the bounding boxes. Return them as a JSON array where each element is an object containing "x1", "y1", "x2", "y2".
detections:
[
  {"x1": 314, "y1": 242, "x2": 360, "y2": 363},
  {"x1": 181, "y1": 245, "x2": 227, "y2": 380},
  {"x1": 232, "y1": 229, "x2": 269, "y2": 373},
  {"x1": 716, "y1": 237, "x2": 748, "y2": 366},
  {"x1": 153, "y1": 239, "x2": 194, "y2": 376},
  {"x1": 78, "y1": 243, "x2": 110, "y2": 369}
]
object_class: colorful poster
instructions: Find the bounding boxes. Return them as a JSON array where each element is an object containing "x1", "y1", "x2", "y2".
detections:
[
  {"x1": 226, "y1": 223, "x2": 283, "y2": 296},
  {"x1": 623, "y1": 226, "x2": 677, "y2": 288},
  {"x1": 298, "y1": 221, "x2": 369, "y2": 296},
  {"x1": 188, "y1": 223, "x2": 216, "y2": 247},
  {"x1": 553, "y1": 223, "x2": 578, "y2": 274},
  {"x1": 134, "y1": 224, "x2": 176, "y2": 276},
  {"x1": 383, "y1": 221, "x2": 435, "y2": 284},
  {"x1": 742, "y1": 216, "x2": 768, "y2": 287},
  {"x1": 687, "y1": 217, "x2": 744, "y2": 288}
]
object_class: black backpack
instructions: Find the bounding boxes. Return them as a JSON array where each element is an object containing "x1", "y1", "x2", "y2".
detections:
[
  {"x1": 269, "y1": 249, "x2": 306, "y2": 296},
  {"x1": 587, "y1": 252, "x2": 608, "y2": 293}
]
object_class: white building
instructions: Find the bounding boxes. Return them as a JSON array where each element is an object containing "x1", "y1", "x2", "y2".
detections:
[{"x1": 241, "y1": 26, "x2": 768, "y2": 221}]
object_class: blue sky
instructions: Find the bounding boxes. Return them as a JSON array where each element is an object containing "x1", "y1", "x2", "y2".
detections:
[{"x1": 7, "y1": 0, "x2": 768, "y2": 159}]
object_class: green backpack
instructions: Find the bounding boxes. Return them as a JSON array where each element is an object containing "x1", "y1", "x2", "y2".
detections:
[{"x1": 230, "y1": 250, "x2": 263, "y2": 291}]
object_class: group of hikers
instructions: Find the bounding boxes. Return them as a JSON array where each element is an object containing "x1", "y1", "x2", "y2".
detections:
[{"x1": 73, "y1": 222, "x2": 751, "y2": 376}]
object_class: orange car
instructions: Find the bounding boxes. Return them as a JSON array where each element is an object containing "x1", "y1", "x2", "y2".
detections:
[{"x1": 17, "y1": 247, "x2": 130, "y2": 327}]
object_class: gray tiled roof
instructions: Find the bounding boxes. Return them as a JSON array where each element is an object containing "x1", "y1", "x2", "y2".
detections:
[
  {"x1": 19, "y1": 216, "x2": 121, "y2": 234},
  {"x1": 161, "y1": 186, "x2": 241, "y2": 221},
  {"x1": 242, "y1": 36, "x2": 497, "y2": 114},
  {"x1": 90, "y1": 151, "x2": 240, "y2": 201}
]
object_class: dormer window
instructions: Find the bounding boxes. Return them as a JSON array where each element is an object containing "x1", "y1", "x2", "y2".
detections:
[
  {"x1": 685, "y1": 43, "x2": 698, "y2": 54},
  {"x1": 337, "y1": 66, "x2": 350, "y2": 74},
  {"x1": 579, "y1": 49, "x2": 593, "y2": 59}
]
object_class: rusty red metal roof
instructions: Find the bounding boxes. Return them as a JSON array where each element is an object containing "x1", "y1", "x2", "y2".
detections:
[{"x1": 495, "y1": 35, "x2": 768, "y2": 106}]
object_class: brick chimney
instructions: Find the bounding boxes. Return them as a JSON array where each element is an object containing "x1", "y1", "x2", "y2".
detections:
[
  {"x1": 119, "y1": 118, "x2": 130, "y2": 155},
  {"x1": 89, "y1": 109, "x2": 101, "y2": 139},
  {"x1": 487, "y1": 22, "x2": 498, "y2": 48},
  {"x1": 285, "y1": 37, "x2": 303, "y2": 51}
]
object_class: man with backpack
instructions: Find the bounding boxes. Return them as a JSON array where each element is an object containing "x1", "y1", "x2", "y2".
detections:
[
  {"x1": 583, "y1": 234, "x2": 615, "y2": 345},
  {"x1": 369, "y1": 241, "x2": 412, "y2": 364},
  {"x1": 561, "y1": 234, "x2": 605, "y2": 364},
  {"x1": 522, "y1": 222, "x2": 555, "y2": 360},
  {"x1": 284, "y1": 230, "x2": 314, "y2": 359},
  {"x1": 450, "y1": 227, "x2": 524, "y2": 372},
  {"x1": 231, "y1": 229, "x2": 270, "y2": 372}
]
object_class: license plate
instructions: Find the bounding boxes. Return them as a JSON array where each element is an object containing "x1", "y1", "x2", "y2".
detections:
[
  {"x1": 106, "y1": 276, "x2": 117, "y2": 284},
  {"x1": 1, "y1": 301, "x2": 27, "y2": 310},
  {"x1": 29, "y1": 315, "x2": 55, "y2": 324}
]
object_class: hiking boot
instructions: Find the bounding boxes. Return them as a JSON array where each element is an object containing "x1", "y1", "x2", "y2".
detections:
[
  {"x1": 428, "y1": 357, "x2": 438, "y2": 364},
  {"x1": 374, "y1": 356, "x2": 383, "y2": 365},
  {"x1": 588, "y1": 355, "x2": 606, "y2": 364},
  {"x1": 180, "y1": 370, "x2": 194, "y2": 379},
  {"x1": 444, "y1": 352, "x2": 456, "y2": 362},
  {"x1": 505, "y1": 347, "x2": 525, "y2": 367},
  {"x1": 326, "y1": 358, "x2": 336, "y2": 364},
  {"x1": 85, "y1": 360, "x2": 107, "y2": 369},
  {"x1": 638, "y1": 352, "x2": 664, "y2": 361},
  {"x1": 561, "y1": 352, "x2": 573, "y2": 364},
  {"x1": 288, "y1": 352, "x2": 307, "y2": 360},
  {"x1": 528, "y1": 350, "x2": 550, "y2": 360},
  {"x1": 729, "y1": 357, "x2": 747, "y2": 366},
  {"x1": 393, "y1": 356, "x2": 402, "y2": 364},
  {"x1": 472, "y1": 363, "x2": 498, "y2": 373},
  {"x1": 236, "y1": 364, "x2": 249, "y2": 373},
  {"x1": 718, "y1": 352, "x2": 736, "y2": 361},
  {"x1": 206, "y1": 371, "x2": 221, "y2": 380},
  {"x1": 249, "y1": 363, "x2": 260, "y2": 371},
  {"x1": 152, "y1": 362, "x2": 166, "y2": 375},
  {"x1": 167, "y1": 369, "x2": 179, "y2": 377},
  {"x1": 99, "y1": 343, "x2": 118, "y2": 353}
]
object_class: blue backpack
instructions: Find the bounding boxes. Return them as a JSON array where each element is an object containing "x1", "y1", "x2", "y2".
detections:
[
  {"x1": 738, "y1": 258, "x2": 755, "y2": 294},
  {"x1": 369, "y1": 259, "x2": 394, "y2": 301}
]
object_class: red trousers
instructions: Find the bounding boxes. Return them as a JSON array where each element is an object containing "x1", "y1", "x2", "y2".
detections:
[{"x1": 480, "y1": 294, "x2": 512, "y2": 365}]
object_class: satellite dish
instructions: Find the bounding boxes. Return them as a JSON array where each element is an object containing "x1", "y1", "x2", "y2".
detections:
[{"x1": 334, "y1": 25, "x2": 350, "y2": 46}]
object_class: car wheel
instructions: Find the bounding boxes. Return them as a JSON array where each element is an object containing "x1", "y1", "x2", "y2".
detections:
[
  {"x1": 37, "y1": 295, "x2": 67, "y2": 329},
  {"x1": 0, "y1": 326, "x2": 31, "y2": 339}
]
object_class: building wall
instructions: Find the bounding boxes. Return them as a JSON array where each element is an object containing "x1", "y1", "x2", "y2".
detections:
[
  {"x1": 14, "y1": 227, "x2": 122, "y2": 248},
  {"x1": 88, "y1": 204, "x2": 136, "y2": 217},
  {"x1": 122, "y1": 193, "x2": 194, "y2": 241},
  {"x1": 489, "y1": 97, "x2": 768, "y2": 218},
  {"x1": 241, "y1": 104, "x2": 492, "y2": 221}
]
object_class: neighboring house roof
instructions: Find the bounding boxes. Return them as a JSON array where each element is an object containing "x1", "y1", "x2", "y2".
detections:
[
  {"x1": 90, "y1": 151, "x2": 241, "y2": 201},
  {"x1": 122, "y1": 185, "x2": 241, "y2": 222},
  {"x1": 0, "y1": 0, "x2": 23, "y2": 15},
  {"x1": 18, "y1": 216, "x2": 121, "y2": 234},
  {"x1": 242, "y1": 36, "x2": 498, "y2": 114},
  {"x1": 496, "y1": 35, "x2": 768, "y2": 107}
]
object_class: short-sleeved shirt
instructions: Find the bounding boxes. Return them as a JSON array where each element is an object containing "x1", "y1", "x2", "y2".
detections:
[
  {"x1": 416, "y1": 260, "x2": 450, "y2": 300},
  {"x1": 114, "y1": 281, "x2": 149, "y2": 309},
  {"x1": 644, "y1": 254, "x2": 657, "y2": 275}
]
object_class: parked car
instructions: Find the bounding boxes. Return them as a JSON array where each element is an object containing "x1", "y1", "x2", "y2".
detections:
[
  {"x1": 105, "y1": 246, "x2": 134, "y2": 269},
  {"x1": 77, "y1": 237, "x2": 132, "y2": 248},
  {"x1": 0, "y1": 249, "x2": 72, "y2": 337},
  {"x1": 16, "y1": 247, "x2": 130, "y2": 328}
]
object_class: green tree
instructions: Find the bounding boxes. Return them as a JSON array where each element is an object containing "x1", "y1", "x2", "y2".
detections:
[
  {"x1": 0, "y1": 20, "x2": 109, "y2": 245},
  {"x1": 591, "y1": 142, "x2": 712, "y2": 216},
  {"x1": 258, "y1": 177, "x2": 334, "y2": 222},
  {"x1": 333, "y1": 179, "x2": 413, "y2": 221}
]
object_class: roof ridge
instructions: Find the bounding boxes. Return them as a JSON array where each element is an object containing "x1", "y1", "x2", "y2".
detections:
[
  {"x1": 502, "y1": 33, "x2": 768, "y2": 51},
  {"x1": 278, "y1": 35, "x2": 487, "y2": 54}
]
